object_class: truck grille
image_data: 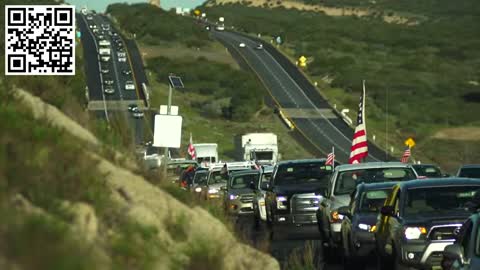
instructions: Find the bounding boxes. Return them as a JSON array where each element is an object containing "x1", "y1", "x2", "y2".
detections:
[
  {"x1": 240, "y1": 194, "x2": 254, "y2": 203},
  {"x1": 428, "y1": 225, "x2": 462, "y2": 241},
  {"x1": 290, "y1": 193, "x2": 321, "y2": 214}
]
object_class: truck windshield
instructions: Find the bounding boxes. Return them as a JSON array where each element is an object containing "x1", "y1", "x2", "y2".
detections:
[
  {"x1": 359, "y1": 189, "x2": 390, "y2": 212},
  {"x1": 230, "y1": 174, "x2": 259, "y2": 189},
  {"x1": 404, "y1": 186, "x2": 480, "y2": 217},
  {"x1": 209, "y1": 170, "x2": 228, "y2": 184},
  {"x1": 275, "y1": 163, "x2": 332, "y2": 185},
  {"x1": 335, "y1": 168, "x2": 416, "y2": 195},
  {"x1": 254, "y1": 151, "x2": 273, "y2": 160}
]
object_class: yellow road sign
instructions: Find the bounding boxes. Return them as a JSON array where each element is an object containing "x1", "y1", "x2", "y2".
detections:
[
  {"x1": 194, "y1": 9, "x2": 201, "y2": 16},
  {"x1": 405, "y1": 138, "x2": 416, "y2": 148},
  {"x1": 299, "y1": 55, "x2": 307, "y2": 63}
]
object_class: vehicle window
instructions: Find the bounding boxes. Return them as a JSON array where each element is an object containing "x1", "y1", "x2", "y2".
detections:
[
  {"x1": 210, "y1": 170, "x2": 228, "y2": 184},
  {"x1": 459, "y1": 168, "x2": 480, "y2": 178},
  {"x1": 194, "y1": 172, "x2": 208, "y2": 185},
  {"x1": 414, "y1": 166, "x2": 442, "y2": 177},
  {"x1": 259, "y1": 172, "x2": 272, "y2": 190},
  {"x1": 350, "y1": 189, "x2": 358, "y2": 214},
  {"x1": 359, "y1": 189, "x2": 391, "y2": 213},
  {"x1": 274, "y1": 163, "x2": 333, "y2": 186},
  {"x1": 334, "y1": 168, "x2": 416, "y2": 195},
  {"x1": 231, "y1": 174, "x2": 258, "y2": 189},
  {"x1": 404, "y1": 186, "x2": 478, "y2": 218}
]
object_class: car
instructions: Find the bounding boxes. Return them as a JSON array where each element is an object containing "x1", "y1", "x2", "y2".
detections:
[
  {"x1": 103, "y1": 77, "x2": 114, "y2": 85},
  {"x1": 442, "y1": 211, "x2": 480, "y2": 270},
  {"x1": 191, "y1": 169, "x2": 209, "y2": 194},
  {"x1": 265, "y1": 159, "x2": 339, "y2": 240},
  {"x1": 337, "y1": 182, "x2": 397, "y2": 270},
  {"x1": 375, "y1": 178, "x2": 480, "y2": 270},
  {"x1": 98, "y1": 39, "x2": 110, "y2": 47},
  {"x1": 412, "y1": 164, "x2": 446, "y2": 178},
  {"x1": 100, "y1": 67, "x2": 109, "y2": 74},
  {"x1": 131, "y1": 107, "x2": 144, "y2": 118},
  {"x1": 118, "y1": 57, "x2": 127, "y2": 62},
  {"x1": 239, "y1": 42, "x2": 246, "y2": 48},
  {"x1": 255, "y1": 43, "x2": 264, "y2": 50},
  {"x1": 127, "y1": 103, "x2": 138, "y2": 112},
  {"x1": 125, "y1": 81, "x2": 135, "y2": 90},
  {"x1": 86, "y1": 15, "x2": 93, "y2": 20},
  {"x1": 100, "y1": 55, "x2": 110, "y2": 62},
  {"x1": 224, "y1": 170, "x2": 259, "y2": 218},
  {"x1": 252, "y1": 165, "x2": 274, "y2": 229},
  {"x1": 457, "y1": 164, "x2": 480, "y2": 178},
  {"x1": 117, "y1": 52, "x2": 126, "y2": 58},
  {"x1": 89, "y1": 24, "x2": 97, "y2": 29},
  {"x1": 165, "y1": 159, "x2": 198, "y2": 184},
  {"x1": 101, "y1": 24, "x2": 110, "y2": 31},
  {"x1": 317, "y1": 162, "x2": 418, "y2": 261},
  {"x1": 202, "y1": 162, "x2": 257, "y2": 201},
  {"x1": 104, "y1": 87, "x2": 115, "y2": 95},
  {"x1": 122, "y1": 69, "x2": 132, "y2": 75}
]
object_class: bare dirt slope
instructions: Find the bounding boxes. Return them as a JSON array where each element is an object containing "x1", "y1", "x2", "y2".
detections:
[{"x1": 206, "y1": 0, "x2": 418, "y2": 25}]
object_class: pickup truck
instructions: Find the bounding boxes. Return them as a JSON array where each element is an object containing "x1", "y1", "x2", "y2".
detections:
[{"x1": 265, "y1": 159, "x2": 336, "y2": 240}]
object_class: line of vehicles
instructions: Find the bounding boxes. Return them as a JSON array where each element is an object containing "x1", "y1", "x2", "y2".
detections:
[
  {"x1": 83, "y1": 10, "x2": 143, "y2": 118},
  {"x1": 167, "y1": 147, "x2": 480, "y2": 270}
]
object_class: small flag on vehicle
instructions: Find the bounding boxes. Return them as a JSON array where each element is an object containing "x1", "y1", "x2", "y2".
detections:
[
  {"x1": 188, "y1": 133, "x2": 196, "y2": 160},
  {"x1": 400, "y1": 146, "x2": 411, "y2": 163},
  {"x1": 326, "y1": 147, "x2": 335, "y2": 167}
]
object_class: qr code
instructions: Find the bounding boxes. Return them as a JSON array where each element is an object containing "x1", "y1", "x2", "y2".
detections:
[{"x1": 5, "y1": 5, "x2": 75, "y2": 75}]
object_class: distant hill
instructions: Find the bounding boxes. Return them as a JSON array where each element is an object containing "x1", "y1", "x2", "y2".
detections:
[{"x1": 201, "y1": 1, "x2": 480, "y2": 171}]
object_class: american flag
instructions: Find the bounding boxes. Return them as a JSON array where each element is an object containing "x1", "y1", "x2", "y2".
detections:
[
  {"x1": 400, "y1": 147, "x2": 411, "y2": 163},
  {"x1": 187, "y1": 133, "x2": 196, "y2": 160},
  {"x1": 326, "y1": 147, "x2": 335, "y2": 166},
  {"x1": 349, "y1": 81, "x2": 368, "y2": 164}
]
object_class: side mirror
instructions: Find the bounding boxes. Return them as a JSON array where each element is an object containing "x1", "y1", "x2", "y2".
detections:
[
  {"x1": 444, "y1": 244, "x2": 465, "y2": 266},
  {"x1": 380, "y1": 205, "x2": 395, "y2": 217},
  {"x1": 249, "y1": 182, "x2": 256, "y2": 190},
  {"x1": 443, "y1": 173, "x2": 451, "y2": 177},
  {"x1": 337, "y1": 206, "x2": 351, "y2": 218}
]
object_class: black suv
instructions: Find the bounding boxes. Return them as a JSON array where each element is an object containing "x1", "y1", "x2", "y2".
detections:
[
  {"x1": 338, "y1": 182, "x2": 397, "y2": 270},
  {"x1": 265, "y1": 159, "x2": 337, "y2": 240},
  {"x1": 375, "y1": 178, "x2": 480, "y2": 270}
]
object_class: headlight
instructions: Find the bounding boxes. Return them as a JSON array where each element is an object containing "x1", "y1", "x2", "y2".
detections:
[
  {"x1": 229, "y1": 194, "x2": 239, "y2": 200},
  {"x1": 276, "y1": 196, "x2": 287, "y2": 210},
  {"x1": 358, "y1": 223, "x2": 376, "y2": 232},
  {"x1": 404, "y1": 227, "x2": 427, "y2": 240},
  {"x1": 208, "y1": 188, "x2": 219, "y2": 194},
  {"x1": 195, "y1": 187, "x2": 202, "y2": 193}
]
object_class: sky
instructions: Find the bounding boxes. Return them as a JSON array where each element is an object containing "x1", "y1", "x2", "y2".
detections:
[{"x1": 68, "y1": 0, "x2": 207, "y2": 12}]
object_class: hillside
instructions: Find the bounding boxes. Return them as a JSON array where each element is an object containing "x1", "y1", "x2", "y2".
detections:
[
  {"x1": 1, "y1": 1, "x2": 279, "y2": 269},
  {"x1": 201, "y1": 1, "x2": 480, "y2": 171}
]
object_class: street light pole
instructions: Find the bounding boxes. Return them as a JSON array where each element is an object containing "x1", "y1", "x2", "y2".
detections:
[{"x1": 163, "y1": 84, "x2": 173, "y2": 178}]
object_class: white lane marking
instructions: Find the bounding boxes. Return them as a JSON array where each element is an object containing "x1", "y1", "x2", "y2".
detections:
[{"x1": 80, "y1": 13, "x2": 109, "y2": 122}]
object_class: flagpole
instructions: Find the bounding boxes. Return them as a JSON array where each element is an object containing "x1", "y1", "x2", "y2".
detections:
[{"x1": 332, "y1": 146, "x2": 335, "y2": 170}]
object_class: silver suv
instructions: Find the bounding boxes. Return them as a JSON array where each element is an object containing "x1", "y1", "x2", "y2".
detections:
[
  {"x1": 317, "y1": 162, "x2": 418, "y2": 261},
  {"x1": 224, "y1": 170, "x2": 259, "y2": 217}
]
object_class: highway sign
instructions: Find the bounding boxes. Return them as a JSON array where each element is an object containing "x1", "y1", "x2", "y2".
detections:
[
  {"x1": 405, "y1": 138, "x2": 416, "y2": 148},
  {"x1": 153, "y1": 115, "x2": 183, "y2": 148},
  {"x1": 168, "y1": 76, "x2": 184, "y2": 88}
]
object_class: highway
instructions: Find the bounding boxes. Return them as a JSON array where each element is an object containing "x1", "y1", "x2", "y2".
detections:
[
  {"x1": 213, "y1": 30, "x2": 390, "y2": 164},
  {"x1": 77, "y1": 12, "x2": 147, "y2": 145}
]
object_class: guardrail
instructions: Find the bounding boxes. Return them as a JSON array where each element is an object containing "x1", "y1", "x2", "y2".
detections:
[
  {"x1": 278, "y1": 109, "x2": 295, "y2": 130},
  {"x1": 142, "y1": 82, "x2": 150, "y2": 108}
]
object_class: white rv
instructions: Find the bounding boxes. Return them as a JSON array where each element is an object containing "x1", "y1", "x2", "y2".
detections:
[
  {"x1": 193, "y1": 143, "x2": 218, "y2": 166},
  {"x1": 242, "y1": 133, "x2": 278, "y2": 166}
]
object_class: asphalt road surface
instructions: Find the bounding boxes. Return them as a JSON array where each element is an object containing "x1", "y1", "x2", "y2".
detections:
[
  {"x1": 77, "y1": 12, "x2": 145, "y2": 145},
  {"x1": 235, "y1": 216, "x2": 376, "y2": 270},
  {"x1": 213, "y1": 30, "x2": 390, "y2": 164}
]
